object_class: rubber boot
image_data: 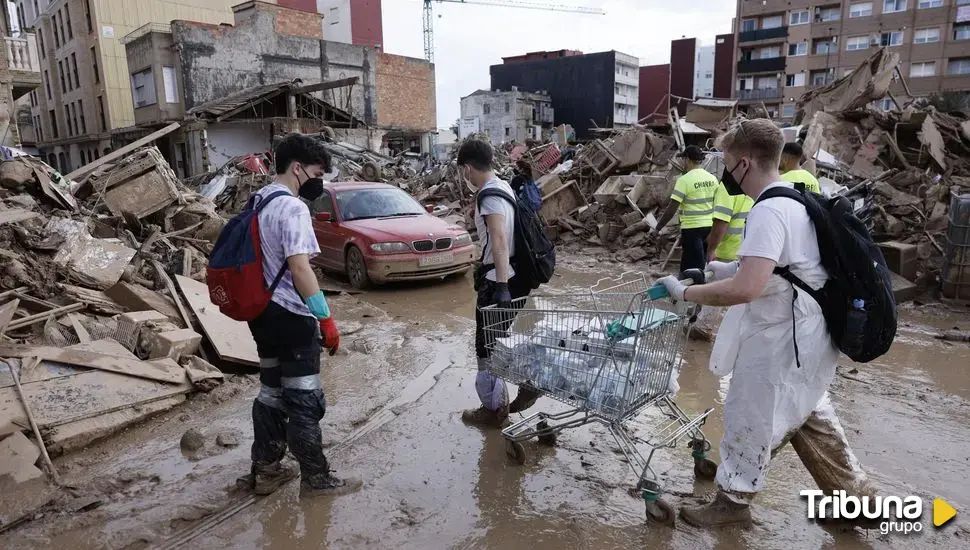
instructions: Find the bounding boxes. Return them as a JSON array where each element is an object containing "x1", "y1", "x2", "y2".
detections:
[
  {"x1": 252, "y1": 462, "x2": 298, "y2": 495},
  {"x1": 461, "y1": 404, "x2": 509, "y2": 428},
  {"x1": 300, "y1": 471, "x2": 363, "y2": 499},
  {"x1": 508, "y1": 384, "x2": 541, "y2": 414},
  {"x1": 679, "y1": 492, "x2": 753, "y2": 528}
]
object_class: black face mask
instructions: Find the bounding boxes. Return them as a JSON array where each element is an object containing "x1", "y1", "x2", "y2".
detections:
[
  {"x1": 722, "y1": 160, "x2": 749, "y2": 196},
  {"x1": 299, "y1": 167, "x2": 324, "y2": 201}
]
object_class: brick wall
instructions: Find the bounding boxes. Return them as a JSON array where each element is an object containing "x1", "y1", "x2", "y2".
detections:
[
  {"x1": 274, "y1": 7, "x2": 323, "y2": 39},
  {"x1": 376, "y1": 53, "x2": 435, "y2": 131}
]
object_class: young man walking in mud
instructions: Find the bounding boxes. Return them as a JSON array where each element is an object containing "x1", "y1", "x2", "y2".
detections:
[
  {"x1": 245, "y1": 133, "x2": 360, "y2": 497},
  {"x1": 458, "y1": 139, "x2": 541, "y2": 427},
  {"x1": 658, "y1": 120, "x2": 877, "y2": 528}
]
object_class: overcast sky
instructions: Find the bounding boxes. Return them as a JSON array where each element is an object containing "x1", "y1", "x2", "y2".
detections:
[{"x1": 380, "y1": 0, "x2": 735, "y2": 129}]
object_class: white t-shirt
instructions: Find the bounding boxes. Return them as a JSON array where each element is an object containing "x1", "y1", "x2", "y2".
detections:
[
  {"x1": 738, "y1": 181, "x2": 828, "y2": 290},
  {"x1": 474, "y1": 177, "x2": 516, "y2": 282}
]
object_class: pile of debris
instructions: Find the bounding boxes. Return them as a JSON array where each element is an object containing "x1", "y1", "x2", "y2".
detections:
[{"x1": 0, "y1": 140, "x2": 268, "y2": 523}]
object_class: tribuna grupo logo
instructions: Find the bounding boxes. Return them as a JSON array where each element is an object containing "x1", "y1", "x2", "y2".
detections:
[{"x1": 801, "y1": 490, "x2": 925, "y2": 534}]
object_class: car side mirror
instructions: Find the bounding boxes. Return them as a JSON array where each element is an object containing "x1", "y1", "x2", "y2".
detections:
[
  {"x1": 425, "y1": 204, "x2": 434, "y2": 214},
  {"x1": 315, "y1": 212, "x2": 333, "y2": 223}
]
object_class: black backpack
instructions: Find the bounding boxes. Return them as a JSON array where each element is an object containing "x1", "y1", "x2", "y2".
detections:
[
  {"x1": 755, "y1": 187, "x2": 897, "y2": 363},
  {"x1": 477, "y1": 188, "x2": 556, "y2": 290}
]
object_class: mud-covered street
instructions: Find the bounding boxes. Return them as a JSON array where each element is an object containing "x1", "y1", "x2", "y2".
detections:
[{"x1": 1, "y1": 255, "x2": 969, "y2": 550}]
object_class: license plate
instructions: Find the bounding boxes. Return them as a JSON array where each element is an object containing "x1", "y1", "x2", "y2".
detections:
[{"x1": 419, "y1": 252, "x2": 454, "y2": 267}]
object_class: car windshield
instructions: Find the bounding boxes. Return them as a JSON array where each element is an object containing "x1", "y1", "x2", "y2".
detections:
[{"x1": 336, "y1": 188, "x2": 425, "y2": 221}]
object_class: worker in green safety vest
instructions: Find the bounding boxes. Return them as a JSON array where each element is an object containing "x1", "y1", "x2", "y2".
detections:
[
  {"x1": 779, "y1": 142, "x2": 821, "y2": 194},
  {"x1": 655, "y1": 145, "x2": 719, "y2": 272},
  {"x1": 707, "y1": 182, "x2": 754, "y2": 263}
]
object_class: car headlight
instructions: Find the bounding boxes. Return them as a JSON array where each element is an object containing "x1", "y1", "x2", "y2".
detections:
[
  {"x1": 454, "y1": 233, "x2": 472, "y2": 246},
  {"x1": 370, "y1": 242, "x2": 411, "y2": 254}
]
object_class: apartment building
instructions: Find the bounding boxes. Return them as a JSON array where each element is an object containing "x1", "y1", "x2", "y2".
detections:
[
  {"x1": 458, "y1": 88, "x2": 554, "y2": 144},
  {"x1": 15, "y1": 0, "x2": 238, "y2": 174},
  {"x1": 490, "y1": 50, "x2": 639, "y2": 139},
  {"x1": 638, "y1": 34, "x2": 735, "y2": 120},
  {"x1": 3, "y1": 6, "x2": 42, "y2": 149},
  {"x1": 733, "y1": 0, "x2": 970, "y2": 120}
]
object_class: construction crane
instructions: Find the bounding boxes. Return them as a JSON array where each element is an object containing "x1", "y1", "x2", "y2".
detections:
[{"x1": 422, "y1": 0, "x2": 605, "y2": 63}]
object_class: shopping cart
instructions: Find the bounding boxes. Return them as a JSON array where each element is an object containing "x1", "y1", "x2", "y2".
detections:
[{"x1": 481, "y1": 271, "x2": 717, "y2": 525}]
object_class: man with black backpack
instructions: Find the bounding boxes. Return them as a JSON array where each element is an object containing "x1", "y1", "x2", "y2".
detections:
[
  {"x1": 657, "y1": 119, "x2": 882, "y2": 528},
  {"x1": 458, "y1": 139, "x2": 544, "y2": 428}
]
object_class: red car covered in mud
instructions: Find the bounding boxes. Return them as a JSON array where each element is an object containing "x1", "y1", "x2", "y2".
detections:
[{"x1": 309, "y1": 182, "x2": 476, "y2": 289}]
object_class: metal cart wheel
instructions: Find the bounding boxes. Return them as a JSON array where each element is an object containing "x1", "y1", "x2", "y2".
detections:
[
  {"x1": 505, "y1": 438, "x2": 526, "y2": 464},
  {"x1": 536, "y1": 420, "x2": 557, "y2": 447},
  {"x1": 644, "y1": 498, "x2": 676, "y2": 526}
]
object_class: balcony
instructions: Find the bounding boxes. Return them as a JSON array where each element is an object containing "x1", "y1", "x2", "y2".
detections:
[
  {"x1": 738, "y1": 26, "x2": 789, "y2": 44},
  {"x1": 5, "y1": 34, "x2": 42, "y2": 99},
  {"x1": 737, "y1": 88, "x2": 782, "y2": 100},
  {"x1": 737, "y1": 56, "x2": 787, "y2": 74}
]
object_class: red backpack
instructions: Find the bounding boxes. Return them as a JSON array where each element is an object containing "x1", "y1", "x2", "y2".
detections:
[{"x1": 206, "y1": 190, "x2": 290, "y2": 321}]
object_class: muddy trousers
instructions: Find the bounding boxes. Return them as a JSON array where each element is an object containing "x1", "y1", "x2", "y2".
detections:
[
  {"x1": 247, "y1": 301, "x2": 329, "y2": 480},
  {"x1": 718, "y1": 393, "x2": 876, "y2": 504},
  {"x1": 473, "y1": 277, "x2": 532, "y2": 411}
]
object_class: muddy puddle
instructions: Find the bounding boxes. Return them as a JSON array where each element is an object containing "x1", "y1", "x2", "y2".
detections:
[{"x1": 2, "y1": 261, "x2": 969, "y2": 549}]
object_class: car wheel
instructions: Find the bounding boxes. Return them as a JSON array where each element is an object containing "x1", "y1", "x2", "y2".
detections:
[{"x1": 345, "y1": 246, "x2": 371, "y2": 290}]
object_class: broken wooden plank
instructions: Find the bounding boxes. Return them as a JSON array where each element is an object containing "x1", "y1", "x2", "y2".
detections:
[
  {"x1": 0, "y1": 287, "x2": 28, "y2": 302},
  {"x1": 152, "y1": 260, "x2": 194, "y2": 331},
  {"x1": 59, "y1": 284, "x2": 126, "y2": 315},
  {"x1": 0, "y1": 344, "x2": 185, "y2": 384},
  {"x1": 174, "y1": 275, "x2": 258, "y2": 367},
  {"x1": 0, "y1": 208, "x2": 39, "y2": 226},
  {"x1": 5, "y1": 304, "x2": 85, "y2": 332},
  {"x1": 10, "y1": 357, "x2": 61, "y2": 484},
  {"x1": 67, "y1": 314, "x2": 91, "y2": 343},
  {"x1": 0, "y1": 339, "x2": 144, "y2": 389},
  {"x1": 65, "y1": 122, "x2": 181, "y2": 181},
  {"x1": 0, "y1": 299, "x2": 19, "y2": 335}
]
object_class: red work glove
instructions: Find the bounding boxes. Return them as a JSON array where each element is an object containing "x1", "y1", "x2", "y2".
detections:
[{"x1": 319, "y1": 317, "x2": 340, "y2": 355}]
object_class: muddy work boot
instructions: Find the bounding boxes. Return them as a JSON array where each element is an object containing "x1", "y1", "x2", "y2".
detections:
[
  {"x1": 508, "y1": 385, "x2": 541, "y2": 414},
  {"x1": 300, "y1": 472, "x2": 363, "y2": 499},
  {"x1": 680, "y1": 492, "x2": 753, "y2": 528},
  {"x1": 461, "y1": 405, "x2": 509, "y2": 428},
  {"x1": 252, "y1": 462, "x2": 298, "y2": 496}
]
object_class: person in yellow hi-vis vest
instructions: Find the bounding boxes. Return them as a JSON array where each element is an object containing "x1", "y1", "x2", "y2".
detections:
[
  {"x1": 779, "y1": 142, "x2": 821, "y2": 194},
  {"x1": 654, "y1": 145, "x2": 719, "y2": 272},
  {"x1": 707, "y1": 182, "x2": 755, "y2": 263}
]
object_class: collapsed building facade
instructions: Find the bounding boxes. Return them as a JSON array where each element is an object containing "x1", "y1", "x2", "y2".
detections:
[{"x1": 117, "y1": 1, "x2": 436, "y2": 178}]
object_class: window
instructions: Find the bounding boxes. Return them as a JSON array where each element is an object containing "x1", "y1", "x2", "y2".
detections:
[
  {"x1": 130, "y1": 68, "x2": 157, "y2": 107},
  {"x1": 917, "y1": 0, "x2": 942, "y2": 7},
  {"x1": 35, "y1": 115, "x2": 42, "y2": 141},
  {"x1": 38, "y1": 29, "x2": 45, "y2": 59},
  {"x1": 762, "y1": 15, "x2": 783, "y2": 29},
  {"x1": 909, "y1": 61, "x2": 936, "y2": 77},
  {"x1": 162, "y1": 66, "x2": 178, "y2": 103},
  {"x1": 84, "y1": 0, "x2": 93, "y2": 33},
  {"x1": 781, "y1": 103, "x2": 797, "y2": 119},
  {"x1": 70, "y1": 53, "x2": 79, "y2": 88},
  {"x1": 504, "y1": 102, "x2": 510, "y2": 113},
  {"x1": 881, "y1": 31, "x2": 903, "y2": 46},
  {"x1": 786, "y1": 73, "x2": 806, "y2": 87},
  {"x1": 504, "y1": 127, "x2": 511, "y2": 137},
  {"x1": 91, "y1": 47, "x2": 99, "y2": 83},
  {"x1": 850, "y1": 2, "x2": 873, "y2": 17},
  {"x1": 70, "y1": 102, "x2": 78, "y2": 136},
  {"x1": 790, "y1": 9, "x2": 809, "y2": 25},
  {"x1": 43, "y1": 70, "x2": 51, "y2": 99},
  {"x1": 915, "y1": 28, "x2": 941, "y2": 43},
  {"x1": 811, "y1": 69, "x2": 835, "y2": 86},
  {"x1": 65, "y1": 4, "x2": 73, "y2": 40},
  {"x1": 97, "y1": 96, "x2": 106, "y2": 131},
  {"x1": 52, "y1": 13, "x2": 59, "y2": 47},
  {"x1": 65, "y1": 58, "x2": 72, "y2": 91},
  {"x1": 955, "y1": 23, "x2": 970, "y2": 41},
  {"x1": 789, "y1": 42, "x2": 808, "y2": 56},
  {"x1": 846, "y1": 36, "x2": 870, "y2": 51},
  {"x1": 883, "y1": 0, "x2": 906, "y2": 13},
  {"x1": 49, "y1": 109, "x2": 58, "y2": 138},
  {"x1": 817, "y1": 7, "x2": 841, "y2": 21},
  {"x1": 815, "y1": 39, "x2": 838, "y2": 54},
  {"x1": 742, "y1": 19, "x2": 756, "y2": 32},
  {"x1": 756, "y1": 46, "x2": 781, "y2": 59},
  {"x1": 948, "y1": 58, "x2": 970, "y2": 75},
  {"x1": 58, "y1": 152, "x2": 66, "y2": 172},
  {"x1": 64, "y1": 104, "x2": 72, "y2": 135},
  {"x1": 58, "y1": 60, "x2": 66, "y2": 93},
  {"x1": 78, "y1": 99, "x2": 86, "y2": 133},
  {"x1": 57, "y1": 9, "x2": 66, "y2": 44},
  {"x1": 311, "y1": 193, "x2": 335, "y2": 216}
]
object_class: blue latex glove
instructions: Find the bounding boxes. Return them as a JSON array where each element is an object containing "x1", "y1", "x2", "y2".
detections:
[
  {"x1": 493, "y1": 282, "x2": 512, "y2": 309},
  {"x1": 304, "y1": 291, "x2": 331, "y2": 320}
]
